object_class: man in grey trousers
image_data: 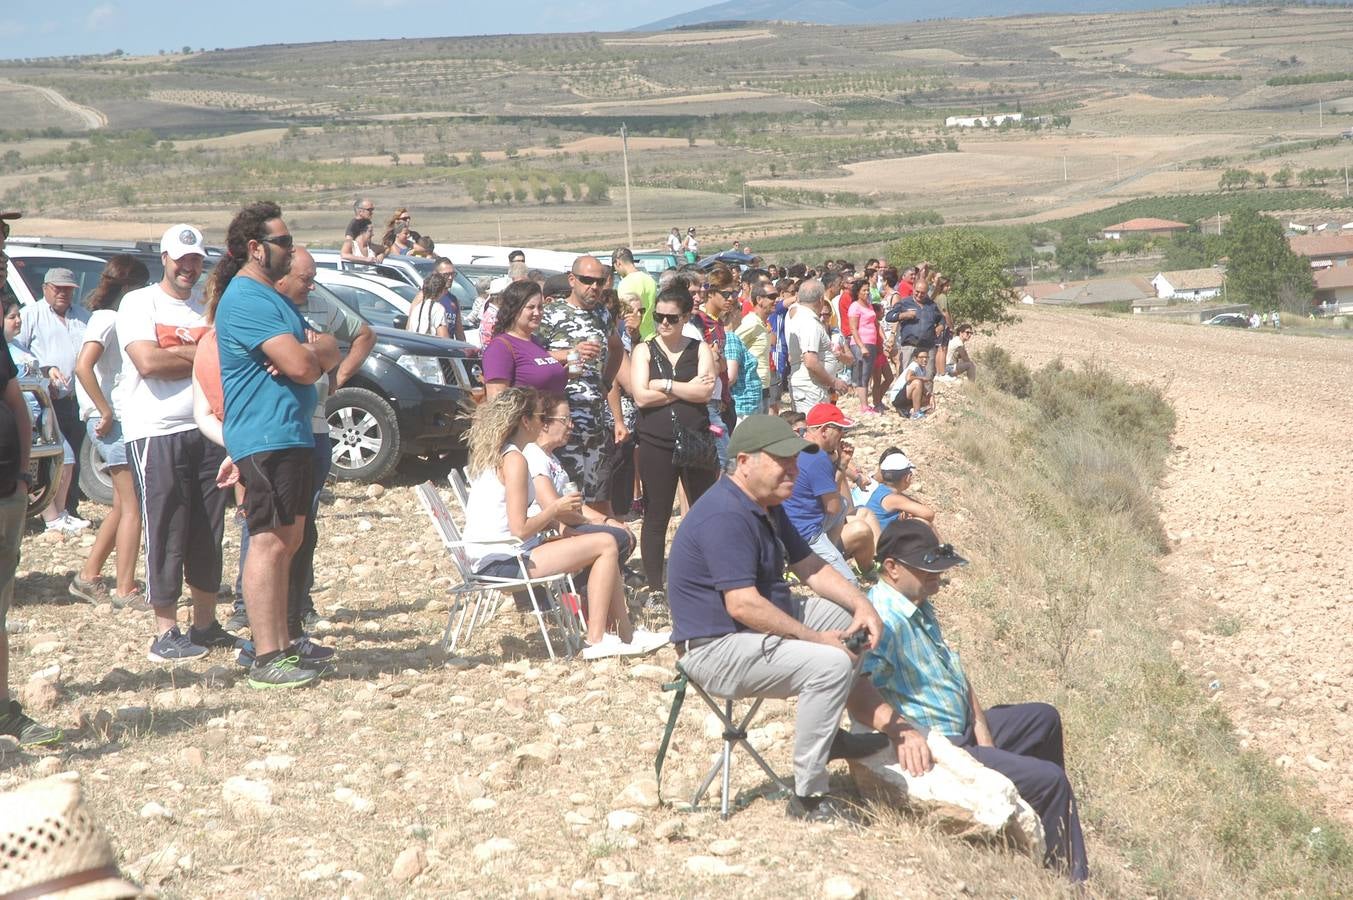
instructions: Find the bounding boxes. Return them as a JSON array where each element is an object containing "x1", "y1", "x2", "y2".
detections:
[{"x1": 665, "y1": 414, "x2": 892, "y2": 822}]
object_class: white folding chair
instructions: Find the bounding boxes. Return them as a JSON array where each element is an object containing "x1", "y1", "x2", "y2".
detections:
[
  {"x1": 414, "y1": 482, "x2": 582, "y2": 660},
  {"x1": 447, "y1": 468, "x2": 471, "y2": 521}
]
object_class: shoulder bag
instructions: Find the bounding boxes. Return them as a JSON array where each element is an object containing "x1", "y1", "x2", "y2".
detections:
[{"x1": 649, "y1": 339, "x2": 718, "y2": 471}]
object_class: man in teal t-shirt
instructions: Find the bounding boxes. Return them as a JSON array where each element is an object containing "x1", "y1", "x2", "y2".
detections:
[{"x1": 209, "y1": 201, "x2": 340, "y2": 690}]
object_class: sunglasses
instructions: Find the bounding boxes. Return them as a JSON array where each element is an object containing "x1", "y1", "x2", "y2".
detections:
[
  {"x1": 260, "y1": 234, "x2": 294, "y2": 249},
  {"x1": 572, "y1": 273, "x2": 603, "y2": 286},
  {"x1": 541, "y1": 415, "x2": 570, "y2": 423},
  {"x1": 923, "y1": 544, "x2": 959, "y2": 565},
  {"x1": 654, "y1": 312, "x2": 682, "y2": 325}
]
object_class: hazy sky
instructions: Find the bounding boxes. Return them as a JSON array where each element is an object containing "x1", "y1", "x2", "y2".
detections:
[{"x1": 0, "y1": 0, "x2": 710, "y2": 59}]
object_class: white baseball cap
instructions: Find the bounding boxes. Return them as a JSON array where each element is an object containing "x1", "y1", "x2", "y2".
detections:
[
  {"x1": 160, "y1": 223, "x2": 205, "y2": 260},
  {"x1": 880, "y1": 451, "x2": 914, "y2": 475}
]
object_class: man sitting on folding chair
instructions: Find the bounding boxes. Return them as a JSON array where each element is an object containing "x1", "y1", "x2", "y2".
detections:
[{"x1": 666, "y1": 414, "x2": 896, "y2": 822}]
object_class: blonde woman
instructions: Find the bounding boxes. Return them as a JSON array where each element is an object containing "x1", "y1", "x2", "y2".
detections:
[{"x1": 461, "y1": 388, "x2": 666, "y2": 659}]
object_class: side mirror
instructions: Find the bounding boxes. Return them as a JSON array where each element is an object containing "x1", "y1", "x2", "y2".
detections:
[{"x1": 392, "y1": 315, "x2": 408, "y2": 330}]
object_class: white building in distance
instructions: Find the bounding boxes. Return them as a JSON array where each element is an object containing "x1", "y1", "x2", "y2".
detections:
[{"x1": 944, "y1": 113, "x2": 1023, "y2": 128}]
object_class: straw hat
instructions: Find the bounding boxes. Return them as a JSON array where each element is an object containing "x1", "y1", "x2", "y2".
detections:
[{"x1": 0, "y1": 772, "x2": 141, "y2": 899}]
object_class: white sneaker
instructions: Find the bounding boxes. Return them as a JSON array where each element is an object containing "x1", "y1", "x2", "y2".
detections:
[
  {"x1": 44, "y1": 517, "x2": 80, "y2": 534},
  {"x1": 62, "y1": 513, "x2": 92, "y2": 529},
  {"x1": 624, "y1": 628, "x2": 671, "y2": 656},
  {"x1": 582, "y1": 633, "x2": 627, "y2": 660}
]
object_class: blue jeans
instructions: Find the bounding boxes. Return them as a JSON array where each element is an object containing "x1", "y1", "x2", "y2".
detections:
[
  {"x1": 234, "y1": 436, "x2": 332, "y2": 634},
  {"x1": 706, "y1": 400, "x2": 730, "y2": 471}
]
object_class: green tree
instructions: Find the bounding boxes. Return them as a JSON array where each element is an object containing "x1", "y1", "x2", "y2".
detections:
[
  {"x1": 887, "y1": 229, "x2": 1017, "y2": 329},
  {"x1": 533, "y1": 178, "x2": 551, "y2": 204},
  {"x1": 1055, "y1": 226, "x2": 1101, "y2": 278},
  {"x1": 1223, "y1": 209, "x2": 1314, "y2": 310},
  {"x1": 1164, "y1": 231, "x2": 1215, "y2": 270}
]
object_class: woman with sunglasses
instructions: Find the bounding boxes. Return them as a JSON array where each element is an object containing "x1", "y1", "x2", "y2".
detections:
[
  {"x1": 462, "y1": 388, "x2": 662, "y2": 659},
  {"x1": 629, "y1": 286, "x2": 718, "y2": 595},
  {"x1": 482, "y1": 281, "x2": 566, "y2": 402}
]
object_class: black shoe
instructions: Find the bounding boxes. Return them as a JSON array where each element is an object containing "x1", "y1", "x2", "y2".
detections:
[
  {"x1": 0, "y1": 699, "x2": 62, "y2": 746},
  {"x1": 301, "y1": 610, "x2": 320, "y2": 632},
  {"x1": 642, "y1": 588, "x2": 668, "y2": 610},
  {"x1": 621, "y1": 565, "x2": 647, "y2": 591},
  {"x1": 828, "y1": 729, "x2": 890, "y2": 761},
  {"x1": 786, "y1": 793, "x2": 852, "y2": 823},
  {"x1": 189, "y1": 621, "x2": 242, "y2": 650}
]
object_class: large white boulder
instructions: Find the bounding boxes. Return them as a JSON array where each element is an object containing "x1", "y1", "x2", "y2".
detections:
[{"x1": 847, "y1": 731, "x2": 1045, "y2": 858}]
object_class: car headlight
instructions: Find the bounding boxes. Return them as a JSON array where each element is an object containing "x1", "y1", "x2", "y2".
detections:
[{"x1": 395, "y1": 354, "x2": 446, "y2": 385}]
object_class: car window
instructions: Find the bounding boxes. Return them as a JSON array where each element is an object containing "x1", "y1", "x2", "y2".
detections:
[
  {"x1": 449, "y1": 271, "x2": 476, "y2": 312},
  {"x1": 389, "y1": 283, "x2": 418, "y2": 303},
  {"x1": 10, "y1": 257, "x2": 107, "y2": 305},
  {"x1": 322, "y1": 283, "x2": 404, "y2": 329},
  {"x1": 299, "y1": 283, "x2": 368, "y2": 335}
]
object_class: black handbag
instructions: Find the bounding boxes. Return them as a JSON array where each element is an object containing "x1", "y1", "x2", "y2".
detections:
[{"x1": 650, "y1": 340, "x2": 718, "y2": 471}]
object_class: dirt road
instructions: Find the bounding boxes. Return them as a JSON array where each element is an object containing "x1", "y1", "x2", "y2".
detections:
[
  {"x1": 0, "y1": 79, "x2": 106, "y2": 130},
  {"x1": 995, "y1": 308, "x2": 1353, "y2": 824}
]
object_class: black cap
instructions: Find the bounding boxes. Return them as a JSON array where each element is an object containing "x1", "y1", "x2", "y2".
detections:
[
  {"x1": 875, "y1": 520, "x2": 968, "y2": 572},
  {"x1": 542, "y1": 273, "x2": 572, "y2": 299}
]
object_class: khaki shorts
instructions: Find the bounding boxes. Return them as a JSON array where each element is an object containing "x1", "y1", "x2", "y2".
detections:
[{"x1": 0, "y1": 488, "x2": 28, "y2": 626}]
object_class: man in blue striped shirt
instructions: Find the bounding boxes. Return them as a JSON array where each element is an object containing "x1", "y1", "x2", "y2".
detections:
[{"x1": 849, "y1": 520, "x2": 1089, "y2": 882}]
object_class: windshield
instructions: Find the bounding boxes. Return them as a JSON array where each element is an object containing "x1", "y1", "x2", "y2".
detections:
[
  {"x1": 310, "y1": 282, "x2": 404, "y2": 330},
  {"x1": 10, "y1": 256, "x2": 108, "y2": 305}
]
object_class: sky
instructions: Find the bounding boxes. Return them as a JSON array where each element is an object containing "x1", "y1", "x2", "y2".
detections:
[{"x1": 0, "y1": 0, "x2": 711, "y2": 60}]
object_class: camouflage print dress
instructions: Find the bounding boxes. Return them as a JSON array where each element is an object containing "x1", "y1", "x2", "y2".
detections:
[{"x1": 537, "y1": 299, "x2": 615, "y2": 501}]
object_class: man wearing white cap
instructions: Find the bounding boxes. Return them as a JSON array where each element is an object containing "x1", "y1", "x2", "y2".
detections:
[
  {"x1": 117, "y1": 224, "x2": 239, "y2": 662},
  {"x1": 15, "y1": 265, "x2": 90, "y2": 519}
]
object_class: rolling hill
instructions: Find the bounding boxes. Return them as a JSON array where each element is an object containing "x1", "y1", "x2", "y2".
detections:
[{"x1": 642, "y1": 0, "x2": 1203, "y2": 31}]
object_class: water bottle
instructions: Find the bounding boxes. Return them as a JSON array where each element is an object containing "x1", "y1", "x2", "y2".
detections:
[
  {"x1": 562, "y1": 481, "x2": 579, "y2": 496},
  {"x1": 566, "y1": 350, "x2": 582, "y2": 375}
]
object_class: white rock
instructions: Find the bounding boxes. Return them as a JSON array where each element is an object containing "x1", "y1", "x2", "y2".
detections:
[
  {"x1": 473, "y1": 837, "x2": 517, "y2": 863},
  {"x1": 333, "y1": 786, "x2": 374, "y2": 814},
  {"x1": 513, "y1": 742, "x2": 558, "y2": 768},
  {"x1": 468, "y1": 798, "x2": 497, "y2": 813},
  {"x1": 606, "y1": 810, "x2": 642, "y2": 832},
  {"x1": 629, "y1": 664, "x2": 671, "y2": 683},
  {"x1": 708, "y1": 838, "x2": 739, "y2": 856},
  {"x1": 822, "y1": 875, "x2": 864, "y2": 900},
  {"x1": 139, "y1": 801, "x2": 174, "y2": 821},
  {"x1": 222, "y1": 777, "x2": 276, "y2": 818},
  {"x1": 32, "y1": 758, "x2": 63, "y2": 776},
  {"x1": 614, "y1": 777, "x2": 660, "y2": 809},
  {"x1": 848, "y1": 732, "x2": 1044, "y2": 858},
  {"x1": 29, "y1": 640, "x2": 65, "y2": 655},
  {"x1": 685, "y1": 855, "x2": 747, "y2": 877},
  {"x1": 299, "y1": 862, "x2": 340, "y2": 882}
]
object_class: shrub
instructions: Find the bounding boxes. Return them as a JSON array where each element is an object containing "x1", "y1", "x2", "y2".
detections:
[{"x1": 973, "y1": 345, "x2": 1033, "y2": 398}]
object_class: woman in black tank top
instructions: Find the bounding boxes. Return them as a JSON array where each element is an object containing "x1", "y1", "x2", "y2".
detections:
[{"x1": 628, "y1": 287, "x2": 720, "y2": 593}]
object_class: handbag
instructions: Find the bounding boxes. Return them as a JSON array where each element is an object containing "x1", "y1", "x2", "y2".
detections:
[{"x1": 650, "y1": 339, "x2": 718, "y2": 471}]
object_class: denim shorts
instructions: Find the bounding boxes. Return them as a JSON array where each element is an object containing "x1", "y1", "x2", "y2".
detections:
[{"x1": 85, "y1": 417, "x2": 128, "y2": 470}]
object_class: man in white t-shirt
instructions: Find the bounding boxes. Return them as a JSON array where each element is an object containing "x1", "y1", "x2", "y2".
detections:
[
  {"x1": 785, "y1": 279, "x2": 849, "y2": 412},
  {"x1": 117, "y1": 224, "x2": 238, "y2": 663}
]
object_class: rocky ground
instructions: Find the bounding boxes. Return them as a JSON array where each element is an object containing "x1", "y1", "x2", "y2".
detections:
[
  {"x1": 2, "y1": 305, "x2": 1344, "y2": 897},
  {"x1": 993, "y1": 309, "x2": 1353, "y2": 826}
]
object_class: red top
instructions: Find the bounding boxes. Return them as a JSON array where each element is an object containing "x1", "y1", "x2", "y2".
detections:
[{"x1": 837, "y1": 292, "x2": 854, "y2": 338}]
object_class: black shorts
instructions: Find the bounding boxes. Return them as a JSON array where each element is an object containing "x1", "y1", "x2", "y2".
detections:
[{"x1": 238, "y1": 448, "x2": 314, "y2": 533}]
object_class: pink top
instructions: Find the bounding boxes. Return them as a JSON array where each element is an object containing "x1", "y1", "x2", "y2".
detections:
[{"x1": 850, "y1": 299, "x2": 878, "y2": 346}]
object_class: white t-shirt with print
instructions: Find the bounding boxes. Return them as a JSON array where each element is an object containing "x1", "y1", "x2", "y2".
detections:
[
  {"x1": 785, "y1": 305, "x2": 832, "y2": 392},
  {"x1": 75, "y1": 308, "x2": 124, "y2": 421},
  {"x1": 522, "y1": 442, "x2": 569, "y2": 516},
  {"x1": 115, "y1": 284, "x2": 210, "y2": 442}
]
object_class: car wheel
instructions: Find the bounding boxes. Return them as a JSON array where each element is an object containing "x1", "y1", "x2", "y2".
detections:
[
  {"x1": 78, "y1": 437, "x2": 115, "y2": 507},
  {"x1": 25, "y1": 452, "x2": 63, "y2": 519},
  {"x1": 326, "y1": 387, "x2": 402, "y2": 483}
]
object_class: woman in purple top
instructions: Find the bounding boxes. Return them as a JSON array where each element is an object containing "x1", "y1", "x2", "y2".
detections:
[{"x1": 482, "y1": 280, "x2": 567, "y2": 401}]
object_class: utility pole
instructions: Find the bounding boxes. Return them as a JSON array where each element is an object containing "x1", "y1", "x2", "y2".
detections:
[
  {"x1": 1345, "y1": 163, "x2": 1349, "y2": 197},
  {"x1": 1217, "y1": 212, "x2": 1222, "y2": 236},
  {"x1": 1319, "y1": 99, "x2": 1324, "y2": 129},
  {"x1": 1062, "y1": 154, "x2": 1068, "y2": 183},
  {"x1": 497, "y1": 216, "x2": 502, "y2": 245},
  {"x1": 743, "y1": 184, "x2": 748, "y2": 214},
  {"x1": 1116, "y1": 154, "x2": 1120, "y2": 181},
  {"x1": 620, "y1": 122, "x2": 633, "y2": 248}
]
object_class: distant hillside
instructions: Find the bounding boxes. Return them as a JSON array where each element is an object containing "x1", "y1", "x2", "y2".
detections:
[{"x1": 642, "y1": 0, "x2": 1202, "y2": 30}]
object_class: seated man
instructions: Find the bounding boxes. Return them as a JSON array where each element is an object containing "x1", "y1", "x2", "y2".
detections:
[
  {"x1": 781, "y1": 403, "x2": 875, "y2": 584},
  {"x1": 849, "y1": 520, "x2": 1088, "y2": 881},
  {"x1": 667, "y1": 414, "x2": 892, "y2": 821}
]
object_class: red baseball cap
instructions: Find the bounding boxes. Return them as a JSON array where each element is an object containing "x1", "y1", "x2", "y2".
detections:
[{"x1": 805, "y1": 403, "x2": 855, "y2": 429}]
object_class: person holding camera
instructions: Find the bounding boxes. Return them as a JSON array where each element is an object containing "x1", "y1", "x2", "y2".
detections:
[{"x1": 666, "y1": 414, "x2": 896, "y2": 822}]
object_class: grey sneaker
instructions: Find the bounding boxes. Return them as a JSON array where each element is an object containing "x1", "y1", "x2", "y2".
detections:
[
  {"x1": 110, "y1": 588, "x2": 151, "y2": 612},
  {"x1": 147, "y1": 626, "x2": 208, "y2": 663},
  {"x1": 189, "y1": 621, "x2": 241, "y2": 651},
  {"x1": 68, "y1": 574, "x2": 109, "y2": 605},
  {"x1": 0, "y1": 700, "x2": 62, "y2": 746},
  {"x1": 224, "y1": 606, "x2": 250, "y2": 633},
  {"x1": 248, "y1": 654, "x2": 319, "y2": 690}
]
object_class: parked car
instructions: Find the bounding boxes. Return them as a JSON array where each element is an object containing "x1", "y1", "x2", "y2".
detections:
[
  {"x1": 592, "y1": 250, "x2": 680, "y2": 278},
  {"x1": 435, "y1": 243, "x2": 579, "y2": 274},
  {"x1": 2, "y1": 245, "x2": 108, "y2": 310},
  {"x1": 21, "y1": 377, "x2": 65, "y2": 519},
  {"x1": 5, "y1": 236, "x2": 222, "y2": 286},
  {"x1": 308, "y1": 250, "x2": 479, "y2": 318},
  {"x1": 1203, "y1": 313, "x2": 1251, "y2": 328},
  {"x1": 314, "y1": 269, "x2": 480, "y2": 344}
]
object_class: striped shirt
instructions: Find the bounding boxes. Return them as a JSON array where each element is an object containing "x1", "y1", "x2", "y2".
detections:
[{"x1": 862, "y1": 580, "x2": 972, "y2": 736}]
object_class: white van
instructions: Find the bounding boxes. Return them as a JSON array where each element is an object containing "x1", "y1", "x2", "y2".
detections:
[
  {"x1": 434, "y1": 243, "x2": 580, "y2": 275},
  {"x1": 3, "y1": 246, "x2": 109, "y2": 309}
]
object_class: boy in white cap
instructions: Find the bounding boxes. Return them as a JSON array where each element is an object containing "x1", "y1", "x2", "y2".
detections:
[{"x1": 117, "y1": 224, "x2": 238, "y2": 663}]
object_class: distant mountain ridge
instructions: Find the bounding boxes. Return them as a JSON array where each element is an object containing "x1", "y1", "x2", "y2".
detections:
[{"x1": 640, "y1": 0, "x2": 1203, "y2": 31}]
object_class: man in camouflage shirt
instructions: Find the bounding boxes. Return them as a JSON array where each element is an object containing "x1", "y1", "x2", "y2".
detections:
[{"x1": 537, "y1": 255, "x2": 623, "y2": 514}]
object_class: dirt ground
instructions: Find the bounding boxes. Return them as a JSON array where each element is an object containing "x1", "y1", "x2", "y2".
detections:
[{"x1": 995, "y1": 308, "x2": 1353, "y2": 826}]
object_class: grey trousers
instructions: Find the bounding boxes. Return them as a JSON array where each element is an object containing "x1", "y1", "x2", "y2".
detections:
[{"x1": 680, "y1": 595, "x2": 856, "y2": 797}]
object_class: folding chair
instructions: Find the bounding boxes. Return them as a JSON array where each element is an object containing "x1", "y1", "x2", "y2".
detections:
[
  {"x1": 655, "y1": 662, "x2": 792, "y2": 820},
  {"x1": 447, "y1": 468, "x2": 471, "y2": 519},
  {"x1": 414, "y1": 482, "x2": 583, "y2": 661}
]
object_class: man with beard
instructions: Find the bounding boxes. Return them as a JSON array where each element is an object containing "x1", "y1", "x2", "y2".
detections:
[{"x1": 208, "y1": 202, "x2": 339, "y2": 689}]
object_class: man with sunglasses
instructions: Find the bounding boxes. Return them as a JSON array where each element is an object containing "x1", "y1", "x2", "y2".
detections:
[
  {"x1": 538, "y1": 255, "x2": 623, "y2": 515},
  {"x1": 850, "y1": 520, "x2": 1088, "y2": 881}
]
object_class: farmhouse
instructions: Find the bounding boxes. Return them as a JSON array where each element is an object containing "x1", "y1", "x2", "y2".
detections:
[
  {"x1": 1314, "y1": 266, "x2": 1353, "y2": 306},
  {"x1": 1288, "y1": 231, "x2": 1353, "y2": 269},
  {"x1": 944, "y1": 113, "x2": 1023, "y2": 128},
  {"x1": 1101, "y1": 218, "x2": 1191, "y2": 240},
  {"x1": 1152, "y1": 268, "x2": 1226, "y2": 301}
]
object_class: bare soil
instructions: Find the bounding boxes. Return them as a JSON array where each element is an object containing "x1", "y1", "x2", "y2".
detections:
[{"x1": 994, "y1": 308, "x2": 1353, "y2": 826}]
